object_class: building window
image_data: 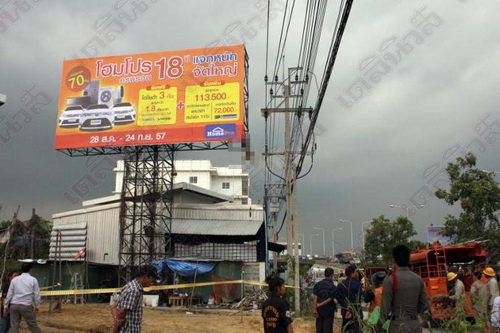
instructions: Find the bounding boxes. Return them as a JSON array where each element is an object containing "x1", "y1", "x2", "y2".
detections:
[
  {"x1": 242, "y1": 198, "x2": 248, "y2": 205},
  {"x1": 242, "y1": 177, "x2": 249, "y2": 195},
  {"x1": 222, "y1": 182, "x2": 230, "y2": 189},
  {"x1": 189, "y1": 176, "x2": 198, "y2": 184}
]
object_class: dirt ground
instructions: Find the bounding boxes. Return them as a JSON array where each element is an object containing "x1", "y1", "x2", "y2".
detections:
[{"x1": 15, "y1": 303, "x2": 342, "y2": 332}]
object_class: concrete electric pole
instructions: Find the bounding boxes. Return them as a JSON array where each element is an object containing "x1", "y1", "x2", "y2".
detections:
[{"x1": 262, "y1": 67, "x2": 313, "y2": 313}]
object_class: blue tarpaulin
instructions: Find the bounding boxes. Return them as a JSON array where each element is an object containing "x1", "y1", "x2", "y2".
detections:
[{"x1": 153, "y1": 259, "x2": 216, "y2": 277}]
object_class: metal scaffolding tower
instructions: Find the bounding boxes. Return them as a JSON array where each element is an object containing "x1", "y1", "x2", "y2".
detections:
[{"x1": 118, "y1": 145, "x2": 175, "y2": 283}]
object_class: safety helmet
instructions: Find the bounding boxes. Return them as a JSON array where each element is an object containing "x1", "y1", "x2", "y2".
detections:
[
  {"x1": 483, "y1": 267, "x2": 496, "y2": 277},
  {"x1": 447, "y1": 272, "x2": 458, "y2": 281}
]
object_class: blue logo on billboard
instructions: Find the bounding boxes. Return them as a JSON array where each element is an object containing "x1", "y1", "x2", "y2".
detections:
[{"x1": 205, "y1": 124, "x2": 236, "y2": 139}]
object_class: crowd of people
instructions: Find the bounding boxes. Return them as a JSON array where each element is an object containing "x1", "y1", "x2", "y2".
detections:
[
  {"x1": 0, "y1": 252, "x2": 497, "y2": 333},
  {"x1": 262, "y1": 244, "x2": 500, "y2": 333}
]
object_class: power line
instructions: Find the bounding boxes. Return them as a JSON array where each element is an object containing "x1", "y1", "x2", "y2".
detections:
[{"x1": 297, "y1": 0, "x2": 354, "y2": 175}]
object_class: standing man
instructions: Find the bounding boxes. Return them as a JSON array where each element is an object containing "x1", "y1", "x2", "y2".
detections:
[
  {"x1": 112, "y1": 266, "x2": 157, "y2": 333},
  {"x1": 312, "y1": 267, "x2": 337, "y2": 333},
  {"x1": 262, "y1": 275, "x2": 293, "y2": 333},
  {"x1": 470, "y1": 271, "x2": 487, "y2": 325},
  {"x1": 447, "y1": 272, "x2": 465, "y2": 313},
  {"x1": 335, "y1": 265, "x2": 363, "y2": 333},
  {"x1": 1, "y1": 271, "x2": 18, "y2": 333},
  {"x1": 380, "y1": 245, "x2": 429, "y2": 333},
  {"x1": 368, "y1": 271, "x2": 386, "y2": 314},
  {"x1": 4, "y1": 263, "x2": 41, "y2": 333},
  {"x1": 484, "y1": 267, "x2": 499, "y2": 323}
]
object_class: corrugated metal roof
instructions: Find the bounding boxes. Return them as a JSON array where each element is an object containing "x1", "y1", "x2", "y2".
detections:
[
  {"x1": 172, "y1": 182, "x2": 233, "y2": 202},
  {"x1": 173, "y1": 205, "x2": 263, "y2": 221},
  {"x1": 171, "y1": 218, "x2": 262, "y2": 236}
]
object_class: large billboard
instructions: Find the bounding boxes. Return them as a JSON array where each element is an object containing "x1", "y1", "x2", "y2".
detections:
[
  {"x1": 427, "y1": 226, "x2": 453, "y2": 245},
  {"x1": 55, "y1": 45, "x2": 246, "y2": 150}
]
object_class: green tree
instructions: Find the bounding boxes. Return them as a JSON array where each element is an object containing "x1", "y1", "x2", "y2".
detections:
[
  {"x1": 435, "y1": 152, "x2": 500, "y2": 253},
  {"x1": 363, "y1": 215, "x2": 422, "y2": 266},
  {"x1": 0, "y1": 209, "x2": 52, "y2": 260}
]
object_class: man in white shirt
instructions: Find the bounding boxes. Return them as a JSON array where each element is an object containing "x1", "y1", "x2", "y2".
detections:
[{"x1": 4, "y1": 263, "x2": 41, "y2": 333}]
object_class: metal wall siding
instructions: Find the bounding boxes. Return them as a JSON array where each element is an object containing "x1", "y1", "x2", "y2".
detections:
[
  {"x1": 51, "y1": 206, "x2": 121, "y2": 265},
  {"x1": 86, "y1": 207, "x2": 121, "y2": 265},
  {"x1": 49, "y1": 221, "x2": 86, "y2": 261}
]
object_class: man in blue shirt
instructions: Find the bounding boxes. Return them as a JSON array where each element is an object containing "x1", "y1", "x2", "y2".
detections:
[
  {"x1": 335, "y1": 265, "x2": 363, "y2": 333},
  {"x1": 313, "y1": 267, "x2": 337, "y2": 333}
]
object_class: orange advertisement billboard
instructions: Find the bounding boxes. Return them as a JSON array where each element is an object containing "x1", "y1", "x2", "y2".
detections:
[{"x1": 54, "y1": 45, "x2": 246, "y2": 150}]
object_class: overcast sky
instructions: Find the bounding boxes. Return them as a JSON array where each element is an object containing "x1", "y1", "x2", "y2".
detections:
[{"x1": 1, "y1": 0, "x2": 499, "y2": 255}]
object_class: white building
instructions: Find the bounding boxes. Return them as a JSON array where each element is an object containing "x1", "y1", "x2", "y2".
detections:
[{"x1": 113, "y1": 160, "x2": 251, "y2": 205}]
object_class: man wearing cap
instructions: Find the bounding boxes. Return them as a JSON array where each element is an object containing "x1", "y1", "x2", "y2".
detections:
[
  {"x1": 484, "y1": 267, "x2": 499, "y2": 323},
  {"x1": 447, "y1": 272, "x2": 465, "y2": 314}
]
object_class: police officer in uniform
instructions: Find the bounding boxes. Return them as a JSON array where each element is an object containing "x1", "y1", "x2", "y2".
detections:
[
  {"x1": 312, "y1": 267, "x2": 337, "y2": 333},
  {"x1": 380, "y1": 245, "x2": 429, "y2": 333},
  {"x1": 262, "y1": 276, "x2": 294, "y2": 333}
]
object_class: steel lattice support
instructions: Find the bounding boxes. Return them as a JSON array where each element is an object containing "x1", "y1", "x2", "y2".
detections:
[{"x1": 118, "y1": 145, "x2": 175, "y2": 283}]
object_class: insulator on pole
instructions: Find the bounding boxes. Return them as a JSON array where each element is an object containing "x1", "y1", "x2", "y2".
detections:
[
  {"x1": 270, "y1": 88, "x2": 274, "y2": 96},
  {"x1": 265, "y1": 75, "x2": 268, "y2": 82}
]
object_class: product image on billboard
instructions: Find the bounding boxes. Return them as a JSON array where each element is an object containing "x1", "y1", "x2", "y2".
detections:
[{"x1": 54, "y1": 45, "x2": 246, "y2": 150}]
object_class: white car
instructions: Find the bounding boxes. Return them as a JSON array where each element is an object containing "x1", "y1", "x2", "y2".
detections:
[
  {"x1": 113, "y1": 102, "x2": 136, "y2": 124},
  {"x1": 58, "y1": 106, "x2": 83, "y2": 127},
  {"x1": 79, "y1": 104, "x2": 114, "y2": 131}
]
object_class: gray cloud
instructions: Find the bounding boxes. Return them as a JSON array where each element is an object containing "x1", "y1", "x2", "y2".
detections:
[{"x1": 1, "y1": 0, "x2": 499, "y2": 256}]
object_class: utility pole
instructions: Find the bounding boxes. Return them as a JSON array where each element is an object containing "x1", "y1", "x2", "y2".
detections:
[
  {"x1": 265, "y1": 183, "x2": 283, "y2": 273},
  {"x1": 262, "y1": 67, "x2": 312, "y2": 314}
]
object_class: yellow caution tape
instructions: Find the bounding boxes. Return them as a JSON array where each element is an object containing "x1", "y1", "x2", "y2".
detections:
[{"x1": 40, "y1": 279, "x2": 295, "y2": 297}]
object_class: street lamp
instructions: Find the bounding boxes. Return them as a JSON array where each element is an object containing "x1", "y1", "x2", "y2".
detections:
[
  {"x1": 298, "y1": 233, "x2": 305, "y2": 256},
  {"x1": 339, "y1": 219, "x2": 353, "y2": 251},
  {"x1": 313, "y1": 227, "x2": 326, "y2": 256},
  {"x1": 361, "y1": 220, "x2": 373, "y2": 250},
  {"x1": 310, "y1": 233, "x2": 320, "y2": 256},
  {"x1": 390, "y1": 204, "x2": 424, "y2": 218},
  {"x1": 331, "y1": 227, "x2": 343, "y2": 256}
]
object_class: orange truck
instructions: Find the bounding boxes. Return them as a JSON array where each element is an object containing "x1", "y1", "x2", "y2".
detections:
[{"x1": 408, "y1": 241, "x2": 488, "y2": 323}]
